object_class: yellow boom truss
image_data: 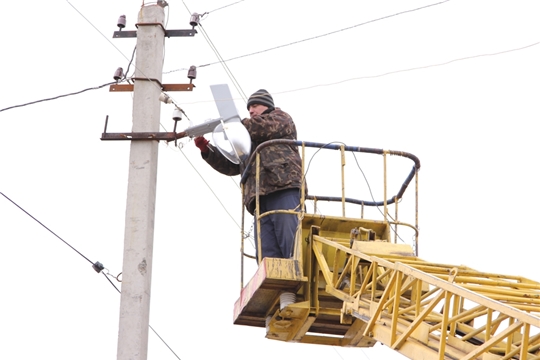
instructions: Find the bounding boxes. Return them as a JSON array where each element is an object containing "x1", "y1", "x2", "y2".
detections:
[{"x1": 234, "y1": 141, "x2": 540, "y2": 359}]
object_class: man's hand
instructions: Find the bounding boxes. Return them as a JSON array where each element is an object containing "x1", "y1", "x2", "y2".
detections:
[{"x1": 194, "y1": 136, "x2": 209, "y2": 153}]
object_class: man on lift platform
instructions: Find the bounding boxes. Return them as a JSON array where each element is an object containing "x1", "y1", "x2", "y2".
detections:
[{"x1": 194, "y1": 89, "x2": 304, "y2": 262}]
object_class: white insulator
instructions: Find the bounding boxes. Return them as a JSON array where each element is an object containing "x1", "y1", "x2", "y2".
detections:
[
  {"x1": 172, "y1": 107, "x2": 182, "y2": 121},
  {"x1": 280, "y1": 292, "x2": 296, "y2": 310},
  {"x1": 159, "y1": 93, "x2": 173, "y2": 104}
]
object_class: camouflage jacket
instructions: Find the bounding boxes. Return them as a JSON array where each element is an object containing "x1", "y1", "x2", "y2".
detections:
[{"x1": 201, "y1": 107, "x2": 304, "y2": 215}]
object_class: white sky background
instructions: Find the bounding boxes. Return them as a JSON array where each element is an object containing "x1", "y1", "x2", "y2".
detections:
[{"x1": 1, "y1": 0, "x2": 539, "y2": 359}]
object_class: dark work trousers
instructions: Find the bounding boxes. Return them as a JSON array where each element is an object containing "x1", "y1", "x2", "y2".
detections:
[{"x1": 254, "y1": 188, "x2": 300, "y2": 262}]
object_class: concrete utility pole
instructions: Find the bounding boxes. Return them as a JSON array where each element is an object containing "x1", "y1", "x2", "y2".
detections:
[{"x1": 117, "y1": 5, "x2": 164, "y2": 360}]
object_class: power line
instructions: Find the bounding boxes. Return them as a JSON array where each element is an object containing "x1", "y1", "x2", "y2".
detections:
[
  {"x1": 1, "y1": 1, "x2": 137, "y2": 113},
  {"x1": 177, "y1": 147, "x2": 242, "y2": 230},
  {"x1": 1, "y1": 191, "x2": 96, "y2": 266},
  {"x1": 0, "y1": 3, "x2": 140, "y2": 114},
  {"x1": 207, "y1": 0, "x2": 245, "y2": 14},
  {"x1": 181, "y1": 1, "x2": 248, "y2": 103},
  {"x1": 1, "y1": 190, "x2": 182, "y2": 360},
  {"x1": 4, "y1": 38, "x2": 537, "y2": 114},
  {"x1": 5, "y1": 6, "x2": 537, "y2": 115},
  {"x1": 0, "y1": 82, "x2": 116, "y2": 113},
  {"x1": 273, "y1": 40, "x2": 540, "y2": 96},
  {"x1": 66, "y1": 0, "x2": 168, "y2": 97},
  {"x1": 177, "y1": 39, "x2": 540, "y2": 106},
  {"x1": 103, "y1": 274, "x2": 183, "y2": 360},
  {"x1": 198, "y1": 22, "x2": 248, "y2": 103},
  {"x1": 65, "y1": 0, "x2": 134, "y2": 65},
  {"x1": 166, "y1": 0, "x2": 451, "y2": 73},
  {"x1": 160, "y1": 141, "x2": 255, "y2": 250}
]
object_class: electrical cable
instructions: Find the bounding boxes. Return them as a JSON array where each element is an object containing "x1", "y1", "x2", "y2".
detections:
[
  {"x1": 166, "y1": 0, "x2": 451, "y2": 73},
  {"x1": 1, "y1": 2, "x2": 462, "y2": 356},
  {"x1": 198, "y1": 22, "x2": 248, "y2": 103},
  {"x1": 5, "y1": 6, "x2": 537, "y2": 114},
  {"x1": 0, "y1": 81, "x2": 117, "y2": 113},
  {"x1": 159, "y1": 139, "x2": 256, "y2": 251},
  {"x1": 178, "y1": 148, "x2": 242, "y2": 230},
  {"x1": 66, "y1": 0, "x2": 170, "y2": 100},
  {"x1": 50, "y1": 0, "x2": 253, "y2": 255},
  {"x1": 206, "y1": 0, "x2": 245, "y2": 14},
  {"x1": 65, "y1": 0, "x2": 135, "y2": 66},
  {"x1": 41, "y1": 0, "x2": 539, "y2": 116},
  {"x1": 156, "y1": 106, "x2": 252, "y2": 248},
  {"x1": 1, "y1": 2, "x2": 177, "y2": 114},
  {"x1": 175, "y1": 38, "x2": 540, "y2": 108},
  {"x1": 124, "y1": 45, "x2": 138, "y2": 82},
  {"x1": 180, "y1": 1, "x2": 248, "y2": 103},
  {"x1": 275, "y1": 40, "x2": 540, "y2": 96},
  {"x1": 175, "y1": 2, "x2": 255, "y2": 247},
  {"x1": 1, "y1": 190, "x2": 183, "y2": 360},
  {"x1": 103, "y1": 272, "x2": 183, "y2": 360},
  {"x1": 179, "y1": 140, "x2": 256, "y2": 250},
  {"x1": 149, "y1": 324, "x2": 182, "y2": 360},
  {"x1": 1, "y1": 191, "x2": 96, "y2": 266},
  {"x1": 1, "y1": 2, "x2": 138, "y2": 113}
]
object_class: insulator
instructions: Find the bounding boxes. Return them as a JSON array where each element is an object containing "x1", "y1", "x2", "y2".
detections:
[
  {"x1": 159, "y1": 93, "x2": 173, "y2": 104},
  {"x1": 113, "y1": 67, "x2": 123, "y2": 81},
  {"x1": 172, "y1": 107, "x2": 183, "y2": 121},
  {"x1": 117, "y1": 15, "x2": 126, "y2": 30},
  {"x1": 189, "y1": 13, "x2": 200, "y2": 27},
  {"x1": 187, "y1": 66, "x2": 197, "y2": 80},
  {"x1": 92, "y1": 261, "x2": 105, "y2": 273}
]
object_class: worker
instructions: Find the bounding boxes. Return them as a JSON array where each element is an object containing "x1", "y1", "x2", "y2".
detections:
[{"x1": 194, "y1": 89, "x2": 304, "y2": 262}]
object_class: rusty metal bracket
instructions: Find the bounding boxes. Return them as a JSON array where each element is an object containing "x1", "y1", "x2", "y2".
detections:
[
  {"x1": 113, "y1": 28, "x2": 197, "y2": 39},
  {"x1": 109, "y1": 83, "x2": 194, "y2": 92},
  {"x1": 100, "y1": 115, "x2": 188, "y2": 142},
  {"x1": 101, "y1": 131, "x2": 187, "y2": 142}
]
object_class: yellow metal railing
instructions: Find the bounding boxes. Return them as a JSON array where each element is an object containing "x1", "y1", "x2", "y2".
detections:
[{"x1": 239, "y1": 140, "x2": 421, "y2": 287}]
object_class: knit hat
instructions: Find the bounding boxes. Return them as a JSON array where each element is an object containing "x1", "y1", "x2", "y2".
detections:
[{"x1": 246, "y1": 89, "x2": 274, "y2": 110}]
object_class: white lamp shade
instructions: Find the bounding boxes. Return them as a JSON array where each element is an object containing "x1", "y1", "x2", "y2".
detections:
[{"x1": 212, "y1": 121, "x2": 251, "y2": 164}]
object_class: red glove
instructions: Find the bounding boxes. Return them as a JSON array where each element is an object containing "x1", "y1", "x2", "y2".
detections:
[{"x1": 194, "y1": 136, "x2": 209, "y2": 153}]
